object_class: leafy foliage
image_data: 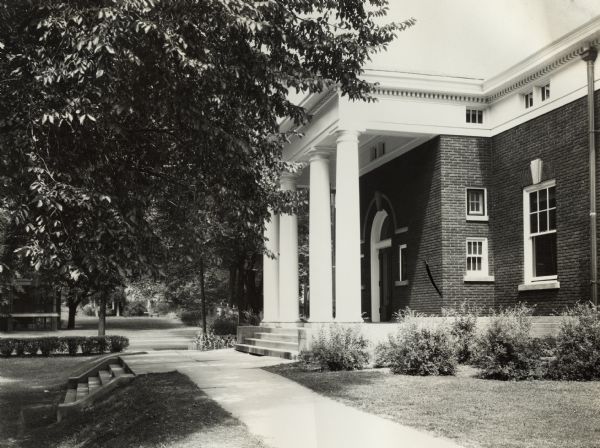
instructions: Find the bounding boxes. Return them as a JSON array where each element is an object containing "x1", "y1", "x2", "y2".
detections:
[
  {"x1": 0, "y1": 335, "x2": 128, "y2": 356},
  {"x1": 473, "y1": 304, "x2": 544, "y2": 380},
  {"x1": 123, "y1": 300, "x2": 147, "y2": 317},
  {"x1": 549, "y1": 302, "x2": 600, "y2": 380},
  {"x1": 210, "y1": 315, "x2": 238, "y2": 336},
  {"x1": 300, "y1": 325, "x2": 370, "y2": 371},
  {"x1": 379, "y1": 320, "x2": 457, "y2": 376},
  {"x1": 190, "y1": 331, "x2": 236, "y2": 351},
  {"x1": 442, "y1": 301, "x2": 479, "y2": 364}
]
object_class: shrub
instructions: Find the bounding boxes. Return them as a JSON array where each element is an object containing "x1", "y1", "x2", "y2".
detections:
[
  {"x1": 0, "y1": 339, "x2": 14, "y2": 356},
  {"x1": 443, "y1": 301, "x2": 479, "y2": 364},
  {"x1": 124, "y1": 300, "x2": 147, "y2": 317},
  {"x1": 191, "y1": 331, "x2": 236, "y2": 351},
  {"x1": 81, "y1": 304, "x2": 96, "y2": 316},
  {"x1": 549, "y1": 303, "x2": 600, "y2": 380},
  {"x1": 373, "y1": 340, "x2": 394, "y2": 368},
  {"x1": 473, "y1": 304, "x2": 544, "y2": 380},
  {"x1": 81, "y1": 336, "x2": 108, "y2": 355},
  {"x1": 210, "y1": 315, "x2": 238, "y2": 335},
  {"x1": 24, "y1": 339, "x2": 40, "y2": 355},
  {"x1": 300, "y1": 325, "x2": 369, "y2": 371},
  {"x1": 180, "y1": 310, "x2": 202, "y2": 326},
  {"x1": 39, "y1": 337, "x2": 60, "y2": 356},
  {"x1": 380, "y1": 321, "x2": 457, "y2": 376},
  {"x1": 109, "y1": 335, "x2": 129, "y2": 353},
  {"x1": 62, "y1": 337, "x2": 83, "y2": 356},
  {"x1": 14, "y1": 340, "x2": 26, "y2": 356},
  {"x1": 239, "y1": 309, "x2": 261, "y2": 326}
]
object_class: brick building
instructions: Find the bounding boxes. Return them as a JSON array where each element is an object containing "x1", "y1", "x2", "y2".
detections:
[{"x1": 260, "y1": 17, "x2": 600, "y2": 324}]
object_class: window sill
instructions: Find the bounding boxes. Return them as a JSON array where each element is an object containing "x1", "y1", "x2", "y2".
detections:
[
  {"x1": 518, "y1": 281, "x2": 560, "y2": 291},
  {"x1": 395, "y1": 280, "x2": 409, "y2": 287},
  {"x1": 464, "y1": 275, "x2": 494, "y2": 283},
  {"x1": 466, "y1": 215, "x2": 489, "y2": 222}
]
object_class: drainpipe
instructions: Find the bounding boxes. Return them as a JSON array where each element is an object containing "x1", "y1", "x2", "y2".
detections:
[{"x1": 582, "y1": 46, "x2": 598, "y2": 306}]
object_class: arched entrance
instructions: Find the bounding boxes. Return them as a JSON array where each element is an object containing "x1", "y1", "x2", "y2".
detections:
[{"x1": 370, "y1": 210, "x2": 394, "y2": 322}]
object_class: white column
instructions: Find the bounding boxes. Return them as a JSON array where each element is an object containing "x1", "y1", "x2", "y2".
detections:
[
  {"x1": 278, "y1": 174, "x2": 300, "y2": 323},
  {"x1": 334, "y1": 130, "x2": 363, "y2": 322},
  {"x1": 262, "y1": 211, "x2": 279, "y2": 322},
  {"x1": 309, "y1": 151, "x2": 334, "y2": 322}
]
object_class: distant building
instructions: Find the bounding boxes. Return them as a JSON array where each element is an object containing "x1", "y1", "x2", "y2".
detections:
[{"x1": 0, "y1": 278, "x2": 60, "y2": 331}]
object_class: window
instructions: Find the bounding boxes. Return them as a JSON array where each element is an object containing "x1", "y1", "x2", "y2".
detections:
[
  {"x1": 398, "y1": 244, "x2": 407, "y2": 283},
  {"x1": 377, "y1": 142, "x2": 386, "y2": 158},
  {"x1": 541, "y1": 83, "x2": 550, "y2": 101},
  {"x1": 370, "y1": 146, "x2": 377, "y2": 162},
  {"x1": 464, "y1": 238, "x2": 492, "y2": 281},
  {"x1": 524, "y1": 92, "x2": 534, "y2": 109},
  {"x1": 466, "y1": 108, "x2": 483, "y2": 124},
  {"x1": 369, "y1": 142, "x2": 386, "y2": 162},
  {"x1": 523, "y1": 180, "x2": 557, "y2": 283},
  {"x1": 465, "y1": 188, "x2": 488, "y2": 221}
]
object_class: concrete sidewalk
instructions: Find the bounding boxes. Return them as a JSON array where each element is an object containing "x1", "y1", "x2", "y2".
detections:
[{"x1": 124, "y1": 349, "x2": 463, "y2": 448}]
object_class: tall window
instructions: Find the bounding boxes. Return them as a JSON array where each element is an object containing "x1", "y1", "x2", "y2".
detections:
[
  {"x1": 465, "y1": 238, "x2": 489, "y2": 279},
  {"x1": 524, "y1": 180, "x2": 557, "y2": 282},
  {"x1": 398, "y1": 244, "x2": 407, "y2": 283}
]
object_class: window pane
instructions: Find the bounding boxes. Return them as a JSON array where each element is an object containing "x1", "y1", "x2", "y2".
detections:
[
  {"x1": 539, "y1": 188, "x2": 547, "y2": 210},
  {"x1": 466, "y1": 110, "x2": 471, "y2": 123},
  {"x1": 530, "y1": 191, "x2": 538, "y2": 212},
  {"x1": 539, "y1": 210, "x2": 548, "y2": 232},
  {"x1": 401, "y1": 248, "x2": 407, "y2": 281},
  {"x1": 380, "y1": 216, "x2": 393, "y2": 240},
  {"x1": 467, "y1": 258, "x2": 472, "y2": 271},
  {"x1": 530, "y1": 212, "x2": 538, "y2": 233},
  {"x1": 467, "y1": 241, "x2": 472, "y2": 255},
  {"x1": 477, "y1": 110, "x2": 483, "y2": 123},
  {"x1": 467, "y1": 189, "x2": 484, "y2": 215},
  {"x1": 476, "y1": 258, "x2": 481, "y2": 271},
  {"x1": 533, "y1": 233, "x2": 557, "y2": 277},
  {"x1": 549, "y1": 208, "x2": 556, "y2": 230},
  {"x1": 549, "y1": 187, "x2": 556, "y2": 208}
]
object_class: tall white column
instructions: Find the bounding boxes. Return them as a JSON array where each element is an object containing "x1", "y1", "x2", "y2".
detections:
[
  {"x1": 334, "y1": 130, "x2": 363, "y2": 322},
  {"x1": 278, "y1": 174, "x2": 300, "y2": 323},
  {"x1": 262, "y1": 211, "x2": 279, "y2": 322},
  {"x1": 309, "y1": 151, "x2": 334, "y2": 322}
]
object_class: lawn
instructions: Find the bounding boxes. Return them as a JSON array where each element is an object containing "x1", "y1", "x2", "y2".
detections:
[
  {"x1": 1, "y1": 357, "x2": 265, "y2": 448},
  {"x1": 266, "y1": 364, "x2": 600, "y2": 448}
]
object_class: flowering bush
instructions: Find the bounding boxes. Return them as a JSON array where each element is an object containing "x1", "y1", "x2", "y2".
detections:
[
  {"x1": 549, "y1": 303, "x2": 600, "y2": 380},
  {"x1": 299, "y1": 325, "x2": 370, "y2": 371},
  {"x1": 190, "y1": 331, "x2": 236, "y2": 351},
  {"x1": 473, "y1": 304, "x2": 544, "y2": 380}
]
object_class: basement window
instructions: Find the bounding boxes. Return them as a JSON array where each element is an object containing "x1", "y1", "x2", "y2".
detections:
[{"x1": 466, "y1": 109, "x2": 483, "y2": 124}]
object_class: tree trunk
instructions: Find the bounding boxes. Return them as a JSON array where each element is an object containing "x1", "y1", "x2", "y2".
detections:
[
  {"x1": 237, "y1": 259, "x2": 246, "y2": 310},
  {"x1": 199, "y1": 257, "x2": 207, "y2": 335},
  {"x1": 98, "y1": 297, "x2": 106, "y2": 336},
  {"x1": 228, "y1": 265, "x2": 237, "y2": 307},
  {"x1": 67, "y1": 302, "x2": 78, "y2": 329}
]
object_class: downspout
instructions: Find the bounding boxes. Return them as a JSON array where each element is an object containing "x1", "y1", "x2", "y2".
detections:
[{"x1": 582, "y1": 47, "x2": 598, "y2": 306}]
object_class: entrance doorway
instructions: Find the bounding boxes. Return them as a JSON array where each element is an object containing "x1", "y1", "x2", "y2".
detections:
[{"x1": 370, "y1": 210, "x2": 394, "y2": 322}]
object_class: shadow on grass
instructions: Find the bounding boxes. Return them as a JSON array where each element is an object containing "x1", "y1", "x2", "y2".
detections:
[
  {"x1": 63, "y1": 316, "x2": 194, "y2": 331},
  {"x1": 19, "y1": 372, "x2": 263, "y2": 448}
]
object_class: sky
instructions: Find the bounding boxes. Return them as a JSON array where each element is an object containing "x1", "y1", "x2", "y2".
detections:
[{"x1": 368, "y1": 0, "x2": 600, "y2": 79}]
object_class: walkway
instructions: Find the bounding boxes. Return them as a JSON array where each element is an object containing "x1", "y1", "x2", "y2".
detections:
[{"x1": 124, "y1": 349, "x2": 463, "y2": 448}]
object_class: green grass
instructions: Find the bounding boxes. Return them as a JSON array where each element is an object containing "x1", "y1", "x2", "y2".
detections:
[
  {"x1": 1, "y1": 357, "x2": 264, "y2": 448},
  {"x1": 266, "y1": 364, "x2": 600, "y2": 448}
]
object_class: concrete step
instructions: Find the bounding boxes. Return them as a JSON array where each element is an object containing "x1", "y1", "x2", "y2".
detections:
[
  {"x1": 98, "y1": 370, "x2": 112, "y2": 385},
  {"x1": 75, "y1": 384, "x2": 89, "y2": 401},
  {"x1": 244, "y1": 338, "x2": 298, "y2": 351},
  {"x1": 254, "y1": 332, "x2": 299, "y2": 342},
  {"x1": 109, "y1": 364, "x2": 125, "y2": 377},
  {"x1": 235, "y1": 343, "x2": 298, "y2": 360},
  {"x1": 253, "y1": 327, "x2": 302, "y2": 335},
  {"x1": 64, "y1": 388, "x2": 77, "y2": 404},
  {"x1": 88, "y1": 377, "x2": 101, "y2": 393}
]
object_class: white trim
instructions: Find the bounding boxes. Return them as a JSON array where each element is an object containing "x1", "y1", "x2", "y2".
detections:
[
  {"x1": 464, "y1": 275, "x2": 495, "y2": 283},
  {"x1": 374, "y1": 238, "x2": 392, "y2": 250},
  {"x1": 398, "y1": 244, "x2": 407, "y2": 284},
  {"x1": 465, "y1": 237, "x2": 490, "y2": 278},
  {"x1": 523, "y1": 179, "x2": 557, "y2": 285},
  {"x1": 465, "y1": 187, "x2": 488, "y2": 221},
  {"x1": 518, "y1": 281, "x2": 560, "y2": 291},
  {"x1": 395, "y1": 280, "x2": 409, "y2": 286},
  {"x1": 370, "y1": 210, "x2": 389, "y2": 323}
]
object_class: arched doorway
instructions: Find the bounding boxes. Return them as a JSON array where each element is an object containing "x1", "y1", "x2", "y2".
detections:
[{"x1": 370, "y1": 210, "x2": 394, "y2": 322}]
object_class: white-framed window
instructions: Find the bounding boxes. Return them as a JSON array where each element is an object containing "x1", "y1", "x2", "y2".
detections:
[
  {"x1": 464, "y1": 238, "x2": 492, "y2": 281},
  {"x1": 398, "y1": 244, "x2": 407, "y2": 284},
  {"x1": 524, "y1": 92, "x2": 534, "y2": 109},
  {"x1": 465, "y1": 188, "x2": 488, "y2": 221},
  {"x1": 541, "y1": 83, "x2": 550, "y2": 102},
  {"x1": 523, "y1": 180, "x2": 557, "y2": 284},
  {"x1": 466, "y1": 108, "x2": 483, "y2": 124}
]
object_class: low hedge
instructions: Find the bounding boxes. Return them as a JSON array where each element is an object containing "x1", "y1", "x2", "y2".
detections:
[{"x1": 0, "y1": 335, "x2": 129, "y2": 357}]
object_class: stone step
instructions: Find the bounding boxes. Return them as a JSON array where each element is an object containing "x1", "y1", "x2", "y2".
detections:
[
  {"x1": 254, "y1": 332, "x2": 299, "y2": 342},
  {"x1": 109, "y1": 364, "x2": 125, "y2": 377},
  {"x1": 75, "y1": 384, "x2": 89, "y2": 401},
  {"x1": 235, "y1": 343, "x2": 298, "y2": 360},
  {"x1": 98, "y1": 370, "x2": 112, "y2": 386},
  {"x1": 253, "y1": 327, "x2": 302, "y2": 335},
  {"x1": 244, "y1": 338, "x2": 298, "y2": 351},
  {"x1": 88, "y1": 377, "x2": 101, "y2": 393},
  {"x1": 64, "y1": 388, "x2": 77, "y2": 404}
]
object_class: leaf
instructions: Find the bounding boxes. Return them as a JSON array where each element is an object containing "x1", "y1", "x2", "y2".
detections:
[{"x1": 96, "y1": 69, "x2": 104, "y2": 78}]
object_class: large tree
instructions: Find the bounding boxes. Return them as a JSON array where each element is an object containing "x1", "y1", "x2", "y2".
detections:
[{"x1": 0, "y1": 0, "x2": 412, "y2": 332}]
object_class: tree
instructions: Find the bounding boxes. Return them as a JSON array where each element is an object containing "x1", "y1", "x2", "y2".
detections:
[{"x1": 0, "y1": 0, "x2": 412, "y2": 333}]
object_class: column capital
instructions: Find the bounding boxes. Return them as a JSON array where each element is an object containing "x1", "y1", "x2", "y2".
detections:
[
  {"x1": 308, "y1": 147, "x2": 333, "y2": 162},
  {"x1": 336, "y1": 129, "x2": 360, "y2": 145},
  {"x1": 581, "y1": 46, "x2": 598, "y2": 63}
]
